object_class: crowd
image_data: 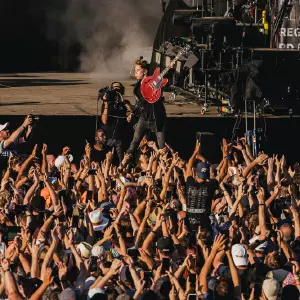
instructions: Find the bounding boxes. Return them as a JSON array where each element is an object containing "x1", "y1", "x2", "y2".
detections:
[
  {"x1": 0, "y1": 113, "x2": 299, "y2": 300},
  {"x1": 0, "y1": 58, "x2": 299, "y2": 300}
]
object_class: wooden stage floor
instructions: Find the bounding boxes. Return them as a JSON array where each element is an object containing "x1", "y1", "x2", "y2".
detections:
[{"x1": 0, "y1": 72, "x2": 297, "y2": 118}]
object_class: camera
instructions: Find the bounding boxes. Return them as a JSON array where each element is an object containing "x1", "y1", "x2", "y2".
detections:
[
  {"x1": 29, "y1": 114, "x2": 40, "y2": 126},
  {"x1": 98, "y1": 86, "x2": 111, "y2": 101},
  {"x1": 98, "y1": 83, "x2": 124, "y2": 103}
]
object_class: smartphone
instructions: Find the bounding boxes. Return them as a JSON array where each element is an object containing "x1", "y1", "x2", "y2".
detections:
[
  {"x1": 111, "y1": 181, "x2": 116, "y2": 189},
  {"x1": 72, "y1": 216, "x2": 79, "y2": 228},
  {"x1": 141, "y1": 172, "x2": 146, "y2": 176},
  {"x1": 253, "y1": 283, "x2": 262, "y2": 299},
  {"x1": 7, "y1": 226, "x2": 21, "y2": 242},
  {"x1": 49, "y1": 177, "x2": 58, "y2": 184},
  {"x1": 127, "y1": 248, "x2": 139, "y2": 258},
  {"x1": 88, "y1": 169, "x2": 97, "y2": 176},
  {"x1": 90, "y1": 256, "x2": 98, "y2": 273},
  {"x1": 187, "y1": 294, "x2": 197, "y2": 300},
  {"x1": 0, "y1": 242, "x2": 5, "y2": 257},
  {"x1": 189, "y1": 274, "x2": 196, "y2": 284},
  {"x1": 196, "y1": 132, "x2": 202, "y2": 144},
  {"x1": 143, "y1": 271, "x2": 153, "y2": 288},
  {"x1": 86, "y1": 191, "x2": 93, "y2": 201},
  {"x1": 68, "y1": 177, "x2": 75, "y2": 189},
  {"x1": 166, "y1": 190, "x2": 172, "y2": 200},
  {"x1": 161, "y1": 258, "x2": 170, "y2": 273},
  {"x1": 85, "y1": 140, "x2": 89, "y2": 145}
]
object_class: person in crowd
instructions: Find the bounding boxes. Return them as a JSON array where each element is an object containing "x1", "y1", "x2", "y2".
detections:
[
  {"x1": 0, "y1": 122, "x2": 299, "y2": 300},
  {"x1": 0, "y1": 115, "x2": 33, "y2": 170},
  {"x1": 100, "y1": 82, "x2": 132, "y2": 163},
  {"x1": 85, "y1": 129, "x2": 113, "y2": 165}
]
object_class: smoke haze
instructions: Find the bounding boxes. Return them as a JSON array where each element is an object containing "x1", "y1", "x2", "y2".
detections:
[{"x1": 60, "y1": 0, "x2": 163, "y2": 73}]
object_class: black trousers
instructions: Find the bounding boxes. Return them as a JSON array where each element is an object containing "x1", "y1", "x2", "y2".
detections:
[
  {"x1": 127, "y1": 117, "x2": 165, "y2": 153},
  {"x1": 107, "y1": 138, "x2": 123, "y2": 164}
]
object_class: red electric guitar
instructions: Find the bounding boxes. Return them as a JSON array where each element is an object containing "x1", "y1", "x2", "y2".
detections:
[{"x1": 141, "y1": 44, "x2": 191, "y2": 104}]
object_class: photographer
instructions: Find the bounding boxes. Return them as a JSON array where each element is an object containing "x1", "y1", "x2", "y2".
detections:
[
  {"x1": 0, "y1": 115, "x2": 34, "y2": 169},
  {"x1": 99, "y1": 82, "x2": 132, "y2": 163}
]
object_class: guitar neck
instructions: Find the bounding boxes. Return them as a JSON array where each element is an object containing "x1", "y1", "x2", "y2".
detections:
[{"x1": 159, "y1": 51, "x2": 183, "y2": 78}]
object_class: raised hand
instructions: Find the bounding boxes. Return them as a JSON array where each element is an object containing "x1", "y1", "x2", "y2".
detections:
[
  {"x1": 256, "y1": 153, "x2": 268, "y2": 165},
  {"x1": 109, "y1": 259, "x2": 122, "y2": 275},
  {"x1": 211, "y1": 234, "x2": 227, "y2": 253},
  {"x1": 194, "y1": 140, "x2": 201, "y2": 154},
  {"x1": 268, "y1": 155, "x2": 275, "y2": 169},
  {"x1": 62, "y1": 146, "x2": 71, "y2": 156},
  {"x1": 41, "y1": 143, "x2": 48, "y2": 156},
  {"x1": 43, "y1": 268, "x2": 54, "y2": 286},
  {"x1": 58, "y1": 262, "x2": 68, "y2": 281},
  {"x1": 22, "y1": 115, "x2": 33, "y2": 128},
  {"x1": 257, "y1": 187, "x2": 265, "y2": 202},
  {"x1": 103, "y1": 226, "x2": 113, "y2": 241},
  {"x1": 30, "y1": 144, "x2": 38, "y2": 158},
  {"x1": 85, "y1": 143, "x2": 92, "y2": 158},
  {"x1": 280, "y1": 154, "x2": 287, "y2": 169}
]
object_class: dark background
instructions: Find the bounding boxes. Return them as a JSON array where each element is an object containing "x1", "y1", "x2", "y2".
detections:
[
  {"x1": 0, "y1": 0, "x2": 163, "y2": 72},
  {"x1": 2, "y1": 115, "x2": 298, "y2": 165}
]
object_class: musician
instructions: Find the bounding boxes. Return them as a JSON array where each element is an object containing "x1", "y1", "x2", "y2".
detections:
[{"x1": 127, "y1": 60, "x2": 167, "y2": 154}]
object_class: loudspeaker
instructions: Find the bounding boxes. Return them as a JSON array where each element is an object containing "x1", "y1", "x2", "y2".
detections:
[{"x1": 196, "y1": 132, "x2": 219, "y2": 163}]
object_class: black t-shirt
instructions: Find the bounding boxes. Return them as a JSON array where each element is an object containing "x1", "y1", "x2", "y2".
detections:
[
  {"x1": 90, "y1": 145, "x2": 112, "y2": 163},
  {"x1": 101, "y1": 98, "x2": 128, "y2": 140},
  {"x1": 133, "y1": 80, "x2": 166, "y2": 125},
  {"x1": 186, "y1": 176, "x2": 218, "y2": 226}
]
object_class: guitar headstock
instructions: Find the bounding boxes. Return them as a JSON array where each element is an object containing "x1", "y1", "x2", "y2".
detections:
[
  {"x1": 181, "y1": 44, "x2": 191, "y2": 56},
  {"x1": 168, "y1": 37, "x2": 196, "y2": 55}
]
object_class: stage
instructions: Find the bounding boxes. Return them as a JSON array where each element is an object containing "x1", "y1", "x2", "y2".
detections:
[
  {"x1": 0, "y1": 72, "x2": 299, "y2": 164},
  {"x1": 0, "y1": 72, "x2": 298, "y2": 118}
]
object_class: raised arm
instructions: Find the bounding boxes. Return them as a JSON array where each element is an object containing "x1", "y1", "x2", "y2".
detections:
[
  {"x1": 2, "y1": 258, "x2": 22, "y2": 300},
  {"x1": 200, "y1": 235, "x2": 227, "y2": 294},
  {"x1": 257, "y1": 188, "x2": 268, "y2": 235},
  {"x1": 16, "y1": 145, "x2": 37, "y2": 180},
  {"x1": 3, "y1": 115, "x2": 32, "y2": 149},
  {"x1": 186, "y1": 140, "x2": 200, "y2": 178},
  {"x1": 242, "y1": 154, "x2": 267, "y2": 179},
  {"x1": 40, "y1": 228, "x2": 59, "y2": 280}
]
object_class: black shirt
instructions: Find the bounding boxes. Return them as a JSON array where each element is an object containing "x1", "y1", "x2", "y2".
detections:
[
  {"x1": 133, "y1": 80, "x2": 166, "y2": 130},
  {"x1": 90, "y1": 145, "x2": 112, "y2": 164},
  {"x1": 186, "y1": 176, "x2": 218, "y2": 227},
  {"x1": 101, "y1": 98, "x2": 128, "y2": 140}
]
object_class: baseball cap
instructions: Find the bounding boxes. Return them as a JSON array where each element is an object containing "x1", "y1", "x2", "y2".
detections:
[
  {"x1": 120, "y1": 265, "x2": 133, "y2": 284},
  {"x1": 59, "y1": 288, "x2": 77, "y2": 300},
  {"x1": 231, "y1": 244, "x2": 248, "y2": 267},
  {"x1": 196, "y1": 162, "x2": 210, "y2": 179},
  {"x1": 85, "y1": 276, "x2": 96, "y2": 290},
  {"x1": 91, "y1": 245, "x2": 106, "y2": 260},
  {"x1": 0, "y1": 122, "x2": 9, "y2": 132},
  {"x1": 87, "y1": 288, "x2": 105, "y2": 300},
  {"x1": 156, "y1": 237, "x2": 174, "y2": 254},
  {"x1": 262, "y1": 278, "x2": 279, "y2": 300}
]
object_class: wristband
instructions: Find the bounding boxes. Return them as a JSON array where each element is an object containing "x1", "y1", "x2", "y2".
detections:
[
  {"x1": 151, "y1": 230, "x2": 157, "y2": 235},
  {"x1": 259, "y1": 204, "x2": 265, "y2": 206},
  {"x1": 78, "y1": 178, "x2": 84, "y2": 183}
]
